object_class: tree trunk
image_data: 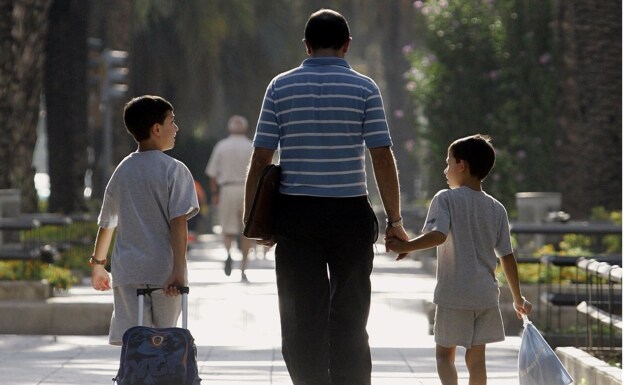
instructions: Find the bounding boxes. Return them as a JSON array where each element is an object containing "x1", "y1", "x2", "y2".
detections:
[
  {"x1": 0, "y1": 0, "x2": 51, "y2": 213},
  {"x1": 555, "y1": 0, "x2": 622, "y2": 218},
  {"x1": 45, "y1": 0, "x2": 89, "y2": 213},
  {"x1": 377, "y1": 0, "x2": 421, "y2": 204},
  {"x1": 0, "y1": 0, "x2": 16, "y2": 189}
]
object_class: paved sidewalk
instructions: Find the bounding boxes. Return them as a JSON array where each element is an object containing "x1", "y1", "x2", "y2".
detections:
[{"x1": 0, "y1": 234, "x2": 523, "y2": 384}]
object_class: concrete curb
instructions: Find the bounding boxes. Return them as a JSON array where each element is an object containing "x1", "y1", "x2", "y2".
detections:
[
  {"x1": 0, "y1": 300, "x2": 112, "y2": 334},
  {"x1": 556, "y1": 346, "x2": 622, "y2": 385}
]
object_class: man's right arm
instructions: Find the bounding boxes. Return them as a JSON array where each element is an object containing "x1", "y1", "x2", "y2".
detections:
[{"x1": 369, "y1": 146, "x2": 409, "y2": 253}]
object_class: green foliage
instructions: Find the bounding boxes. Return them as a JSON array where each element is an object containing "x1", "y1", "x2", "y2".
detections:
[
  {"x1": 499, "y1": 207, "x2": 621, "y2": 284},
  {"x1": 406, "y1": 0, "x2": 557, "y2": 209},
  {"x1": 0, "y1": 261, "x2": 77, "y2": 290},
  {"x1": 41, "y1": 265, "x2": 79, "y2": 290},
  {"x1": 0, "y1": 220, "x2": 99, "y2": 289}
]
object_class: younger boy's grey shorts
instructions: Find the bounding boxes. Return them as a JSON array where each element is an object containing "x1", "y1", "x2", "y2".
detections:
[
  {"x1": 434, "y1": 305, "x2": 505, "y2": 349},
  {"x1": 108, "y1": 284, "x2": 182, "y2": 345}
]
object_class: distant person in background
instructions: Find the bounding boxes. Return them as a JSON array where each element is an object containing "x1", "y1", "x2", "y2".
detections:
[{"x1": 205, "y1": 115, "x2": 253, "y2": 282}]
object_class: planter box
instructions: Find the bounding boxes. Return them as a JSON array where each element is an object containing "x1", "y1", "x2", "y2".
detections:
[
  {"x1": 0, "y1": 280, "x2": 52, "y2": 300},
  {"x1": 0, "y1": 300, "x2": 112, "y2": 335}
]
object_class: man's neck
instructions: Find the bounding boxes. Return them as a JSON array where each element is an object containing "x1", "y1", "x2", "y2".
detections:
[{"x1": 309, "y1": 48, "x2": 345, "y2": 58}]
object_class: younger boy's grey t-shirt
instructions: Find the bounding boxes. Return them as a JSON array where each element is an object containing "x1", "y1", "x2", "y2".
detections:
[
  {"x1": 98, "y1": 151, "x2": 199, "y2": 287},
  {"x1": 423, "y1": 186, "x2": 513, "y2": 309}
]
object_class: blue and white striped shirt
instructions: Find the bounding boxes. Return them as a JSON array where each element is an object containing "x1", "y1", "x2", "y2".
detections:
[{"x1": 254, "y1": 57, "x2": 392, "y2": 197}]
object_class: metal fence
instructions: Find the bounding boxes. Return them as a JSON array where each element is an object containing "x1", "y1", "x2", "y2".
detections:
[{"x1": 576, "y1": 258, "x2": 622, "y2": 357}]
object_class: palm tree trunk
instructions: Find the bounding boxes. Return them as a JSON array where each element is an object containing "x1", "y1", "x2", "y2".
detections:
[
  {"x1": 555, "y1": 0, "x2": 622, "y2": 218},
  {"x1": 0, "y1": 0, "x2": 51, "y2": 213},
  {"x1": 45, "y1": 0, "x2": 89, "y2": 213}
]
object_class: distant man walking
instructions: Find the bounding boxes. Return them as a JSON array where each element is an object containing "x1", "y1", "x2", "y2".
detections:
[
  {"x1": 244, "y1": 9, "x2": 408, "y2": 385},
  {"x1": 206, "y1": 115, "x2": 253, "y2": 282}
]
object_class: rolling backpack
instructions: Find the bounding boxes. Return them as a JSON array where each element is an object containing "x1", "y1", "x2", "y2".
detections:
[{"x1": 113, "y1": 287, "x2": 201, "y2": 385}]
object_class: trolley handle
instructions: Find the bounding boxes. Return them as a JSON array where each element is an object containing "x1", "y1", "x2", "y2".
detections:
[
  {"x1": 137, "y1": 286, "x2": 189, "y2": 296},
  {"x1": 136, "y1": 286, "x2": 189, "y2": 329}
]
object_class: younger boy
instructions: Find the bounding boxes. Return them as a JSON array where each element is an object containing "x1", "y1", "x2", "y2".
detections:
[
  {"x1": 90, "y1": 95, "x2": 199, "y2": 345},
  {"x1": 387, "y1": 134, "x2": 532, "y2": 385}
]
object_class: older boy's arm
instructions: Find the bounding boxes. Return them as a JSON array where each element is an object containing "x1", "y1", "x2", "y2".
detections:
[
  {"x1": 500, "y1": 253, "x2": 532, "y2": 318},
  {"x1": 164, "y1": 215, "x2": 188, "y2": 296},
  {"x1": 91, "y1": 227, "x2": 114, "y2": 291}
]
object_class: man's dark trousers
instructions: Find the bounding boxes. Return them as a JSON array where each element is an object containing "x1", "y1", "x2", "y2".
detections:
[{"x1": 275, "y1": 194, "x2": 378, "y2": 385}]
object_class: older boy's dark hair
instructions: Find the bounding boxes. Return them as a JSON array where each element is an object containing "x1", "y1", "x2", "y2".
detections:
[
  {"x1": 123, "y1": 95, "x2": 173, "y2": 142},
  {"x1": 304, "y1": 9, "x2": 350, "y2": 51},
  {"x1": 449, "y1": 134, "x2": 496, "y2": 180}
]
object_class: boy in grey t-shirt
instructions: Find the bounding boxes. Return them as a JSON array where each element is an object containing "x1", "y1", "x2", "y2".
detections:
[
  {"x1": 387, "y1": 134, "x2": 532, "y2": 385},
  {"x1": 90, "y1": 95, "x2": 199, "y2": 345}
]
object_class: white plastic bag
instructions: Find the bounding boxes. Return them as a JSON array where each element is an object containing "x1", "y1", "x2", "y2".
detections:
[{"x1": 518, "y1": 315, "x2": 573, "y2": 385}]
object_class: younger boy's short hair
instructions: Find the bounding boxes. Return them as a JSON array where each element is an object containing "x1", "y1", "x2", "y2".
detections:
[
  {"x1": 123, "y1": 95, "x2": 173, "y2": 142},
  {"x1": 449, "y1": 134, "x2": 496, "y2": 180},
  {"x1": 304, "y1": 9, "x2": 350, "y2": 51}
]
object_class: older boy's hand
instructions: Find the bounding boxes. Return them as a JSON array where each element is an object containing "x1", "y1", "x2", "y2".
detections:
[
  {"x1": 91, "y1": 266, "x2": 111, "y2": 291},
  {"x1": 163, "y1": 269, "x2": 185, "y2": 296}
]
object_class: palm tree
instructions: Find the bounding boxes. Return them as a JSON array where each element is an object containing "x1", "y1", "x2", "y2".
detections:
[
  {"x1": 0, "y1": 0, "x2": 51, "y2": 213},
  {"x1": 555, "y1": 0, "x2": 622, "y2": 217},
  {"x1": 45, "y1": 0, "x2": 89, "y2": 213}
]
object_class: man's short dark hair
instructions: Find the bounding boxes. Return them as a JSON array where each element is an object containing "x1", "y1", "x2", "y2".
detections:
[
  {"x1": 304, "y1": 9, "x2": 350, "y2": 51},
  {"x1": 449, "y1": 134, "x2": 496, "y2": 180},
  {"x1": 123, "y1": 95, "x2": 173, "y2": 142}
]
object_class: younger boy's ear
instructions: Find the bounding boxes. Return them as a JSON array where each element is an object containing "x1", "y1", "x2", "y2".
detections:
[
  {"x1": 151, "y1": 123, "x2": 161, "y2": 137},
  {"x1": 458, "y1": 159, "x2": 468, "y2": 173}
]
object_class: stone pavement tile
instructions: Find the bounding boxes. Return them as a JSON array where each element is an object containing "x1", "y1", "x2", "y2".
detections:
[
  {"x1": 0, "y1": 335, "x2": 119, "y2": 385},
  {"x1": 389, "y1": 336, "x2": 523, "y2": 385},
  {"x1": 198, "y1": 346, "x2": 290, "y2": 384}
]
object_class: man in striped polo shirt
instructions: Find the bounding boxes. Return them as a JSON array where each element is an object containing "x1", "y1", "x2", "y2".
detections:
[{"x1": 244, "y1": 9, "x2": 408, "y2": 385}]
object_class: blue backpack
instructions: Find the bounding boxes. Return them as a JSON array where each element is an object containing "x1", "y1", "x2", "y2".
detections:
[
  {"x1": 113, "y1": 325, "x2": 201, "y2": 385},
  {"x1": 113, "y1": 287, "x2": 201, "y2": 385}
]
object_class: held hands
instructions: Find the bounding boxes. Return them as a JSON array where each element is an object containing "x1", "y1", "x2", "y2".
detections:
[
  {"x1": 513, "y1": 297, "x2": 533, "y2": 319},
  {"x1": 385, "y1": 236, "x2": 412, "y2": 257},
  {"x1": 385, "y1": 225, "x2": 409, "y2": 260}
]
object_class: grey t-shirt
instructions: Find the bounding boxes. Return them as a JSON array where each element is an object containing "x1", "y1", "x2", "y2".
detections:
[
  {"x1": 423, "y1": 186, "x2": 513, "y2": 309},
  {"x1": 98, "y1": 151, "x2": 199, "y2": 287}
]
